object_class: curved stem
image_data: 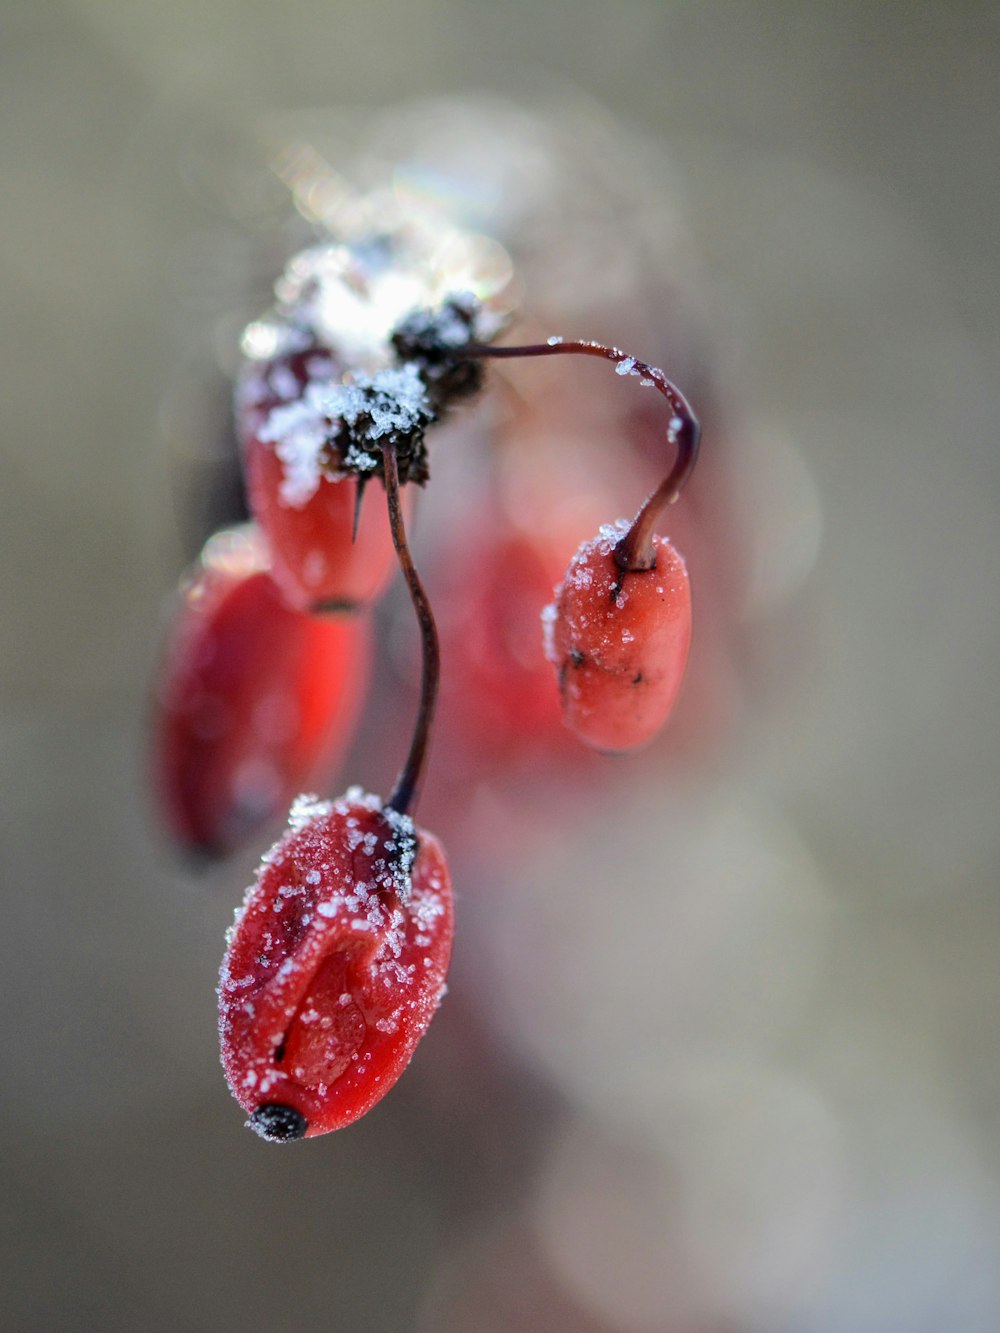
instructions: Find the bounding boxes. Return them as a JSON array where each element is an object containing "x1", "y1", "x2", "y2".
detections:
[
  {"x1": 383, "y1": 445, "x2": 439, "y2": 817},
  {"x1": 465, "y1": 338, "x2": 700, "y2": 571},
  {"x1": 613, "y1": 410, "x2": 699, "y2": 573}
]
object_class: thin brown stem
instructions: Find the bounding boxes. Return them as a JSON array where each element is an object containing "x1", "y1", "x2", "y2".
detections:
[
  {"x1": 382, "y1": 445, "x2": 439, "y2": 817},
  {"x1": 465, "y1": 338, "x2": 700, "y2": 571}
]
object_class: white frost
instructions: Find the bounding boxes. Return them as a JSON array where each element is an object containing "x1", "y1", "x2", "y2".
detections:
[
  {"x1": 288, "y1": 793, "x2": 333, "y2": 832},
  {"x1": 540, "y1": 601, "x2": 558, "y2": 663},
  {"x1": 258, "y1": 364, "x2": 430, "y2": 508}
]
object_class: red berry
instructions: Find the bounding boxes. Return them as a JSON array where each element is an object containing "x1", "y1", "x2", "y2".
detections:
[
  {"x1": 243, "y1": 435, "x2": 404, "y2": 611},
  {"x1": 436, "y1": 514, "x2": 576, "y2": 759},
  {"x1": 152, "y1": 527, "x2": 371, "y2": 857},
  {"x1": 546, "y1": 522, "x2": 692, "y2": 753},
  {"x1": 218, "y1": 790, "x2": 453, "y2": 1140},
  {"x1": 236, "y1": 345, "x2": 407, "y2": 612}
]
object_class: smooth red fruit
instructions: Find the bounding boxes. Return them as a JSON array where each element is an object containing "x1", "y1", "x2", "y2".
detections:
[
  {"x1": 243, "y1": 438, "x2": 404, "y2": 611},
  {"x1": 435, "y1": 510, "x2": 595, "y2": 762},
  {"x1": 547, "y1": 523, "x2": 692, "y2": 753},
  {"x1": 152, "y1": 527, "x2": 371, "y2": 857},
  {"x1": 218, "y1": 791, "x2": 453, "y2": 1140},
  {"x1": 236, "y1": 346, "x2": 405, "y2": 612}
]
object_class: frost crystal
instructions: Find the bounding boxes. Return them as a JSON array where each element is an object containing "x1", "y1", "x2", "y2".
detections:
[
  {"x1": 540, "y1": 601, "x2": 558, "y2": 663},
  {"x1": 240, "y1": 317, "x2": 311, "y2": 362},
  {"x1": 380, "y1": 805, "x2": 417, "y2": 902},
  {"x1": 258, "y1": 390, "x2": 335, "y2": 508},
  {"x1": 393, "y1": 292, "x2": 483, "y2": 351},
  {"x1": 332, "y1": 363, "x2": 430, "y2": 443},
  {"x1": 269, "y1": 229, "x2": 511, "y2": 370},
  {"x1": 587, "y1": 519, "x2": 631, "y2": 559},
  {"x1": 288, "y1": 793, "x2": 333, "y2": 832},
  {"x1": 259, "y1": 364, "x2": 431, "y2": 506}
]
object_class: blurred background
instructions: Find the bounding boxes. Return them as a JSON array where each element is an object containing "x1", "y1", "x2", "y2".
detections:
[{"x1": 2, "y1": 2, "x2": 999, "y2": 1330}]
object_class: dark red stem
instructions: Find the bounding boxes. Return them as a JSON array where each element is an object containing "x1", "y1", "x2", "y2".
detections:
[
  {"x1": 382, "y1": 444, "x2": 439, "y2": 817},
  {"x1": 465, "y1": 338, "x2": 700, "y2": 571}
]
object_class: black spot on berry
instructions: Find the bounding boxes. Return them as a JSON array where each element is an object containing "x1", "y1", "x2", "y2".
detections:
[
  {"x1": 569, "y1": 648, "x2": 585, "y2": 667},
  {"x1": 248, "y1": 1103, "x2": 308, "y2": 1143},
  {"x1": 632, "y1": 671, "x2": 644, "y2": 685},
  {"x1": 310, "y1": 595, "x2": 362, "y2": 615}
]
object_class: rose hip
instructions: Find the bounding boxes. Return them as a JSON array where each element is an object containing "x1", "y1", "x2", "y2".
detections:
[
  {"x1": 242, "y1": 434, "x2": 405, "y2": 611},
  {"x1": 236, "y1": 345, "x2": 405, "y2": 612},
  {"x1": 546, "y1": 522, "x2": 692, "y2": 753},
  {"x1": 218, "y1": 790, "x2": 453, "y2": 1140},
  {"x1": 152, "y1": 526, "x2": 371, "y2": 857},
  {"x1": 436, "y1": 514, "x2": 577, "y2": 759}
]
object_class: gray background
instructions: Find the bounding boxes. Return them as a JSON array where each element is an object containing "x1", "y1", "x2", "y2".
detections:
[{"x1": 2, "y1": 3, "x2": 999, "y2": 1330}]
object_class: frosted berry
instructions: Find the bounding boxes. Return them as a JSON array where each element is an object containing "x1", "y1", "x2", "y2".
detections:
[
  {"x1": 242, "y1": 431, "x2": 406, "y2": 612},
  {"x1": 232, "y1": 234, "x2": 499, "y2": 614},
  {"x1": 236, "y1": 345, "x2": 409, "y2": 612},
  {"x1": 152, "y1": 526, "x2": 371, "y2": 857},
  {"x1": 546, "y1": 522, "x2": 692, "y2": 753},
  {"x1": 218, "y1": 790, "x2": 453, "y2": 1140}
]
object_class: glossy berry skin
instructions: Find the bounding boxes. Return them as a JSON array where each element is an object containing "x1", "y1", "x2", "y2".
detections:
[
  {"x1": 219, "y1": 791, "x2": 453, "y2": 1140},
  {"x1": 243, "y1": 438, "x2": 404, "y2": 612},
  {"x1": 152, "y1": 527, "x2": 371, "y2": 858},
  {"x1": 436, "y1": 517, "x2": 575, "y2": 760},
  {"x1": 237, "y1": 346, "x2": 404, "y2": 612},
  {"x1": 546, "y1": 524, "x2": 692, "y2": 754}
]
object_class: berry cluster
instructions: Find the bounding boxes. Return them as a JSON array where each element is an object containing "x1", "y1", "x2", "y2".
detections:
[{"x1": 152, "y1": 198, "x2": 700, "y2": 1141}]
